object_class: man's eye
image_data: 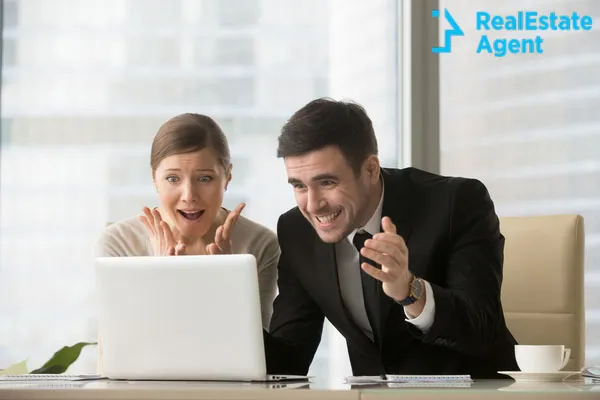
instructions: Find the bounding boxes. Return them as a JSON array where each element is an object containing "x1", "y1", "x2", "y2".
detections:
[
  {"x1": 321, "y1": 180, "x2": 335, "y2": 186},
  {"x1": 293, "y1": 183, "x2": 306, "y2": 190}
]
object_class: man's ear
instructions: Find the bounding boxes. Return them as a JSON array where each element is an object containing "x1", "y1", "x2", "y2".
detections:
[{"x1": 364, "y1": 155, "x2": 381, "y2": 183}]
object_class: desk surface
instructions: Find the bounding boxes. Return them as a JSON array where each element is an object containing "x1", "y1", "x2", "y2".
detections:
[{"x1": 0, "y1": 378, "x2": 599, "y2": 400}]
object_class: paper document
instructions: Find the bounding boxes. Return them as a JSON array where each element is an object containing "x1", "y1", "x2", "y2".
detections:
[
  {"x1": 344, "y1": 375, "x2": 388, "y2": 384},
  {"x1": 344, "y1": 374, "x2": 472, "y2": 384},
  {"x1": 0, "y1": 374, "x2": 105, "y2": 382},
  {"x1": 387, "y1": 381, "x2": 473, "y2": 388},
  {"x1": 582, "y1": 367, "x2": 600, "y2": 380}
]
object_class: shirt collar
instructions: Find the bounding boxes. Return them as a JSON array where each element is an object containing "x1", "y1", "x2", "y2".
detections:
[{"x1": 347, "y1": 180, "x2": 385, "y2": 244}]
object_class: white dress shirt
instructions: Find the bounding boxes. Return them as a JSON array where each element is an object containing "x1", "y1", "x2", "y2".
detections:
[{"x1": 335, "y1": 184, "x2": 435, "y2": 341}]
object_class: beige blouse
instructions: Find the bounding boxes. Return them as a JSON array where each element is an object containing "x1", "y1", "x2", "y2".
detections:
[{"x1": 97, "y1": 213, "x2": 280, "y2": 331}]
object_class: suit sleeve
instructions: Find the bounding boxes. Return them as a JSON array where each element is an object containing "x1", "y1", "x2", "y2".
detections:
[
  {"x1": 409, "y1": 179, "x2": 506, "y2": 356},
  {"x1": 264, "y1": 215, "x2": 325, "y2": 375}
]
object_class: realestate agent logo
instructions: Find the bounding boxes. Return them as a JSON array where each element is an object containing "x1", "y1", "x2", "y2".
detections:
[
  {"x1": 432, "y1": 9, "x2": 464, "y2": 53},
  {"x1": 431, "y1": 8, "x2": 593, "y2": 56}
]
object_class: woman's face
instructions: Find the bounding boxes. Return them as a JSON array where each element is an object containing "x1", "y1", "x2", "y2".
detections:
[{"x1": 153, "y1": 148, "x2": 231, "y2": 239}]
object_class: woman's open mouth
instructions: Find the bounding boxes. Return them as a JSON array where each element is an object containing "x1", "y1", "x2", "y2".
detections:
[{"x1": 177, "y1": 210, "x2": 205, "y2": 221}]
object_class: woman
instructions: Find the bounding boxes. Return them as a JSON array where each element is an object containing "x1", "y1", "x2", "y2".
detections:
[{"x1": 97, "y1": 113, "x2": 280, "y2": 330}]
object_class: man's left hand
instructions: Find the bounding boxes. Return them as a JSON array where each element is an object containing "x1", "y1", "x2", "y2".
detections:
[{"x1": 359, "y1": 216, "x2": 412, "y2": 301}]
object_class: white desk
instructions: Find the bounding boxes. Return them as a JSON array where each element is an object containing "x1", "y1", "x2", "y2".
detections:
[{"x1": 0, "y1": 378, "x2": 599, "y2": 400}]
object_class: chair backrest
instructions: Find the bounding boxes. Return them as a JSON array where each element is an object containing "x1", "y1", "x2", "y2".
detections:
[{"x1": 499, "y1": 214, "x2": 585, "y2": 371}]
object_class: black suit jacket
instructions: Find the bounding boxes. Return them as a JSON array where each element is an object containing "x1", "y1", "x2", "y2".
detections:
[{"x1": 264, "y1": 167, "x2": 519, "y2": 378}]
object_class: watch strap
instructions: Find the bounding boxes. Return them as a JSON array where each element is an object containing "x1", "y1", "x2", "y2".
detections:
[{"x1": 395, "y1": 274, "x2": 422, "y2": 306}]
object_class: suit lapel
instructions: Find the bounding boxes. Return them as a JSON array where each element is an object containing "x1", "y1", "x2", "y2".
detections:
[
  {"x1": 313, "y1": 239, "x2": 338, "y2": 299},
  {"x1": 375, "y1": 169, "x2": 413, "y2": 346},
  {"x1": 381, "y1": 169, "x2": 413, "y2": 240}
]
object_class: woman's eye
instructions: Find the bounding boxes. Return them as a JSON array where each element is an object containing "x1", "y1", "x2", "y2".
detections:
[
  {"x1": 166, "y1": 176, "x2": 179, "y2": 183},
  {"x1": 198, "y1": 176, "x2": 213, "y2": 183}
]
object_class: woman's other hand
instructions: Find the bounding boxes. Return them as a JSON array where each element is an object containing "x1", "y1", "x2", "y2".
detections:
[{"x1": 206, "y1": 202, "x2": 246, "y2": 255}]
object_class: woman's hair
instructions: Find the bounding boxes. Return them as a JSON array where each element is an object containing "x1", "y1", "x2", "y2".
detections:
[{"x1": 150, "y1": 113, "x2": 231, "y2": 174}]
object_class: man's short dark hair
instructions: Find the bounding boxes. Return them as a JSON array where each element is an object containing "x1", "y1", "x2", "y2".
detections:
[{"x1": 276, "y1": 98, "x2": 378, "y2": 175}]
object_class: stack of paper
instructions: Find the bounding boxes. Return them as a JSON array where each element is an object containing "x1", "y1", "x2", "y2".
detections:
[
  {"x1": 344, "y1": 374, "x2": 472, "y2": 386},
  {"x1": 0, "y1": 374, "x2": 104, "y2": 382},
  {"x1": 582, "y1": 367, "x2": 600, "y2": 380},
  {"x1": 344, "y1": 376, "x2": 388, "y2": 384},
  {"x1": 387, "y1": 381, "x2": 472, "y2": 388}
]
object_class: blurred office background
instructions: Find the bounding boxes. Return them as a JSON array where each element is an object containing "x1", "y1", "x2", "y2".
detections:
[
  {"x1": 0, "y1": 0, "x2": 599, "y2": 382},
  {"x1": 439, "y1": 0, "x2": 600, "y2": 366},
  {"x1": 0, "y1": 0, "x2": 402, "y2": 379}
]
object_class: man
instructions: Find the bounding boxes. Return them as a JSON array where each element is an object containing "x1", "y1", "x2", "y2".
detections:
[{"x1": 264, "y1": 98, "x2": 519, "y2": 378}]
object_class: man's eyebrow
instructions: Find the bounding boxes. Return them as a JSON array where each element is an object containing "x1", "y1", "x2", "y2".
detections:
[
  {"x1": 163, "y1": 168, "x2": 216, "y2": 172},
  {"x1": 288, "y1": 174, "x2": 339, "y2": 185},
  {"x1": 311, "y1": 174, "x2": 339, "y2": 181}
]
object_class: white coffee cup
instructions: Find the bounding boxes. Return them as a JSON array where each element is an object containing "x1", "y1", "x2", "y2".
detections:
[{"x1": 515, "y1": 345, "x2": 571, "y2": 373}]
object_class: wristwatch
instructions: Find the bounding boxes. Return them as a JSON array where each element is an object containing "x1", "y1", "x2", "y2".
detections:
[{"x1": 395, "y1": 274, "x2": 423, "y2": 306}]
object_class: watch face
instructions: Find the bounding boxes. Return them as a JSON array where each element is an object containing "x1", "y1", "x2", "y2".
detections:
[{"x1": 412, "y1": 278, "x2": 423, "y2": 298}]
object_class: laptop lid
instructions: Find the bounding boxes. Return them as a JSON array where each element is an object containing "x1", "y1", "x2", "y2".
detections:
[{"x1": 95, "y1": 254, "x2": 267, "y2": 381}]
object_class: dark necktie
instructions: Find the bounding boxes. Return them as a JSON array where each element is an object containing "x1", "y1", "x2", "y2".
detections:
[{"x1": 352, "y1": 230, "x2": 380, "y2": 343}]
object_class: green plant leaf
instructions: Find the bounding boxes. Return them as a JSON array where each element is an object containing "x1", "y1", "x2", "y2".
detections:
[
  {"x1": 30, "y1": 342, "x2": 97, "y2": 374},
  {"x1": 0, "y1": 359, "x2": 29, "y2": 375}
]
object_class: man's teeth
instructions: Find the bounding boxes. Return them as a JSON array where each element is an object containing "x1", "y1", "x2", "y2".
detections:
[{"x1": 316, "y1": 210, "x2": 341, "y2": 223}]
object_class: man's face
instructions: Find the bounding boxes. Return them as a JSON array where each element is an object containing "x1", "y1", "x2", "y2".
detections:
[{"x1": 284, "y1": 146, "x2": 379, "y2": 243}]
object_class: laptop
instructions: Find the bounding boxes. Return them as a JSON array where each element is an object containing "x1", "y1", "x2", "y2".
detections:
[{"x1": 95, "y1": 254, "x2": 309, "y2": 382}]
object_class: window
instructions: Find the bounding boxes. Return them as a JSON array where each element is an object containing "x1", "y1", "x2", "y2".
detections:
[
  {"x1": 440, "y1": 0, "x2": 600, "y2": 366},
  {"x1": 0, "y1": 0, "x2": 403, "y2": 381}
]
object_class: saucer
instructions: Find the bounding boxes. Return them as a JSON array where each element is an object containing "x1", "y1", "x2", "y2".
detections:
[
  {"x1": 498, "y1": 371, "x2": 580, "y2": 382},
  {"x1": 499, "y1": 381, "x2": 582, "y2": 392}
]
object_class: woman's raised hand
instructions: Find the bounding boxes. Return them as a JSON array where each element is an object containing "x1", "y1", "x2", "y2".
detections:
[
  {"x1": 206, "y1": 203, "x2": 246, "y2": 255},
  {"x1": 139, "y1": 207, "x2": 186, "y2": 256}
]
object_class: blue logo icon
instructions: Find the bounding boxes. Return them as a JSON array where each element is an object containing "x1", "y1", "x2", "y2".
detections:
[{"x1": 432, "y1": 9, "x2": 464, "y2": 53}]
